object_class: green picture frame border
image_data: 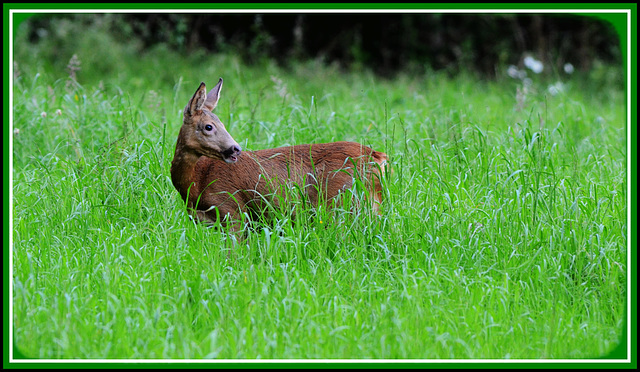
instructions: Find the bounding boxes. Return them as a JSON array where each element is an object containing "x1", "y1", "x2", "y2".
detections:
[{"x1": 3, "y1": 3, "x2": 636, "y2": 369}]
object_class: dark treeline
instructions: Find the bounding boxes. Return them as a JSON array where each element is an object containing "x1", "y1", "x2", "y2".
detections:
[{"x1": 24, "y1": 13, "x2": 621, "y2": 77}]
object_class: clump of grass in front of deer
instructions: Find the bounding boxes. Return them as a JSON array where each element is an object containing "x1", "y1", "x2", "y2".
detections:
[{"x1": 232, "y1": 164, "x2": 390, "y2": 267}]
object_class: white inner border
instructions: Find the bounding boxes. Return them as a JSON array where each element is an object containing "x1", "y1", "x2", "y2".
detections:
[{"x1": 8, "y1": 7, "x2": 633, "y2": 364}]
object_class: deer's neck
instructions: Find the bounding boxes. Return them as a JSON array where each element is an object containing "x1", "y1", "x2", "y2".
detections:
[{"x1": 170, "y1": 140, "x2": 201, "y2": 203}]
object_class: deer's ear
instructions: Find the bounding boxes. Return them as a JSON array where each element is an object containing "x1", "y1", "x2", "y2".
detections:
[
  {"x1": 204, "y1": 78, "x2": 223, "y2": 111},
  {"x1": 185, "y1": 82, "x2": 207, "y2": 116}
]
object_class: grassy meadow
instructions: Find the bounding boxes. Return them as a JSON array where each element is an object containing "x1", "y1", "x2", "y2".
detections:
[{"x1": 10, "y1": 21, "x2": 628, "y2": 360}]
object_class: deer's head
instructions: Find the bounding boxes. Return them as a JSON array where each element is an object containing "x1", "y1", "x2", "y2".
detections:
[{"x1": 180, "y1": 78, "x2": 241, "y2": 163}]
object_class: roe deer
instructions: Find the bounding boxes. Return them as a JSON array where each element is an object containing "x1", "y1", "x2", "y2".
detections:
[{"x1": 170, "y1": 78, "x2": 389, "y2": 231}]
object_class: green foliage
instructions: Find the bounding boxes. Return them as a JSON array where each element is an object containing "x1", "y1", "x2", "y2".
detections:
[{"x1": 11, "y1": 23, "x2": 627, "y2": 360}]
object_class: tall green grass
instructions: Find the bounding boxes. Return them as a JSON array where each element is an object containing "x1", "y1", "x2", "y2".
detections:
[{"x1": 11, "y1": 30, "x2": 627, "y2": 360}]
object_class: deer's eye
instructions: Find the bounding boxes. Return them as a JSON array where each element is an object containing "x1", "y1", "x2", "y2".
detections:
[{"x1": 204, "y1": 124, "x2": 213, "y2": 132}]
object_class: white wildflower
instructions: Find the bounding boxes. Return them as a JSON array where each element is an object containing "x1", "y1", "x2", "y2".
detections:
[
  {"x1": 524, "y1": 55, "x2": 544, "y2": 74},
  {"x1": 547, "y1": 82, "x2": 565, "y2": 96},
  {"x1": 507, "y1": 65, "x2": 520, "y2": 79},
  {"x1": 564, "y1": 63, "x2": 575, "y2": 74},
  {"x1": 507, "y1": 65, "x2": 527, "y2": 80}
]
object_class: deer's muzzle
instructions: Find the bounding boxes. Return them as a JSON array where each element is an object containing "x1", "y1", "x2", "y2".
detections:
[{"x1": 222, "y1": 144, "x2": 242, "y2": 163}]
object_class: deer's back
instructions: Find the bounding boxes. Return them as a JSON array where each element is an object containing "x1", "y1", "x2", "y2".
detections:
[{"x1": 191, "y1": 141, "x2": 387, "y2": 213}]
